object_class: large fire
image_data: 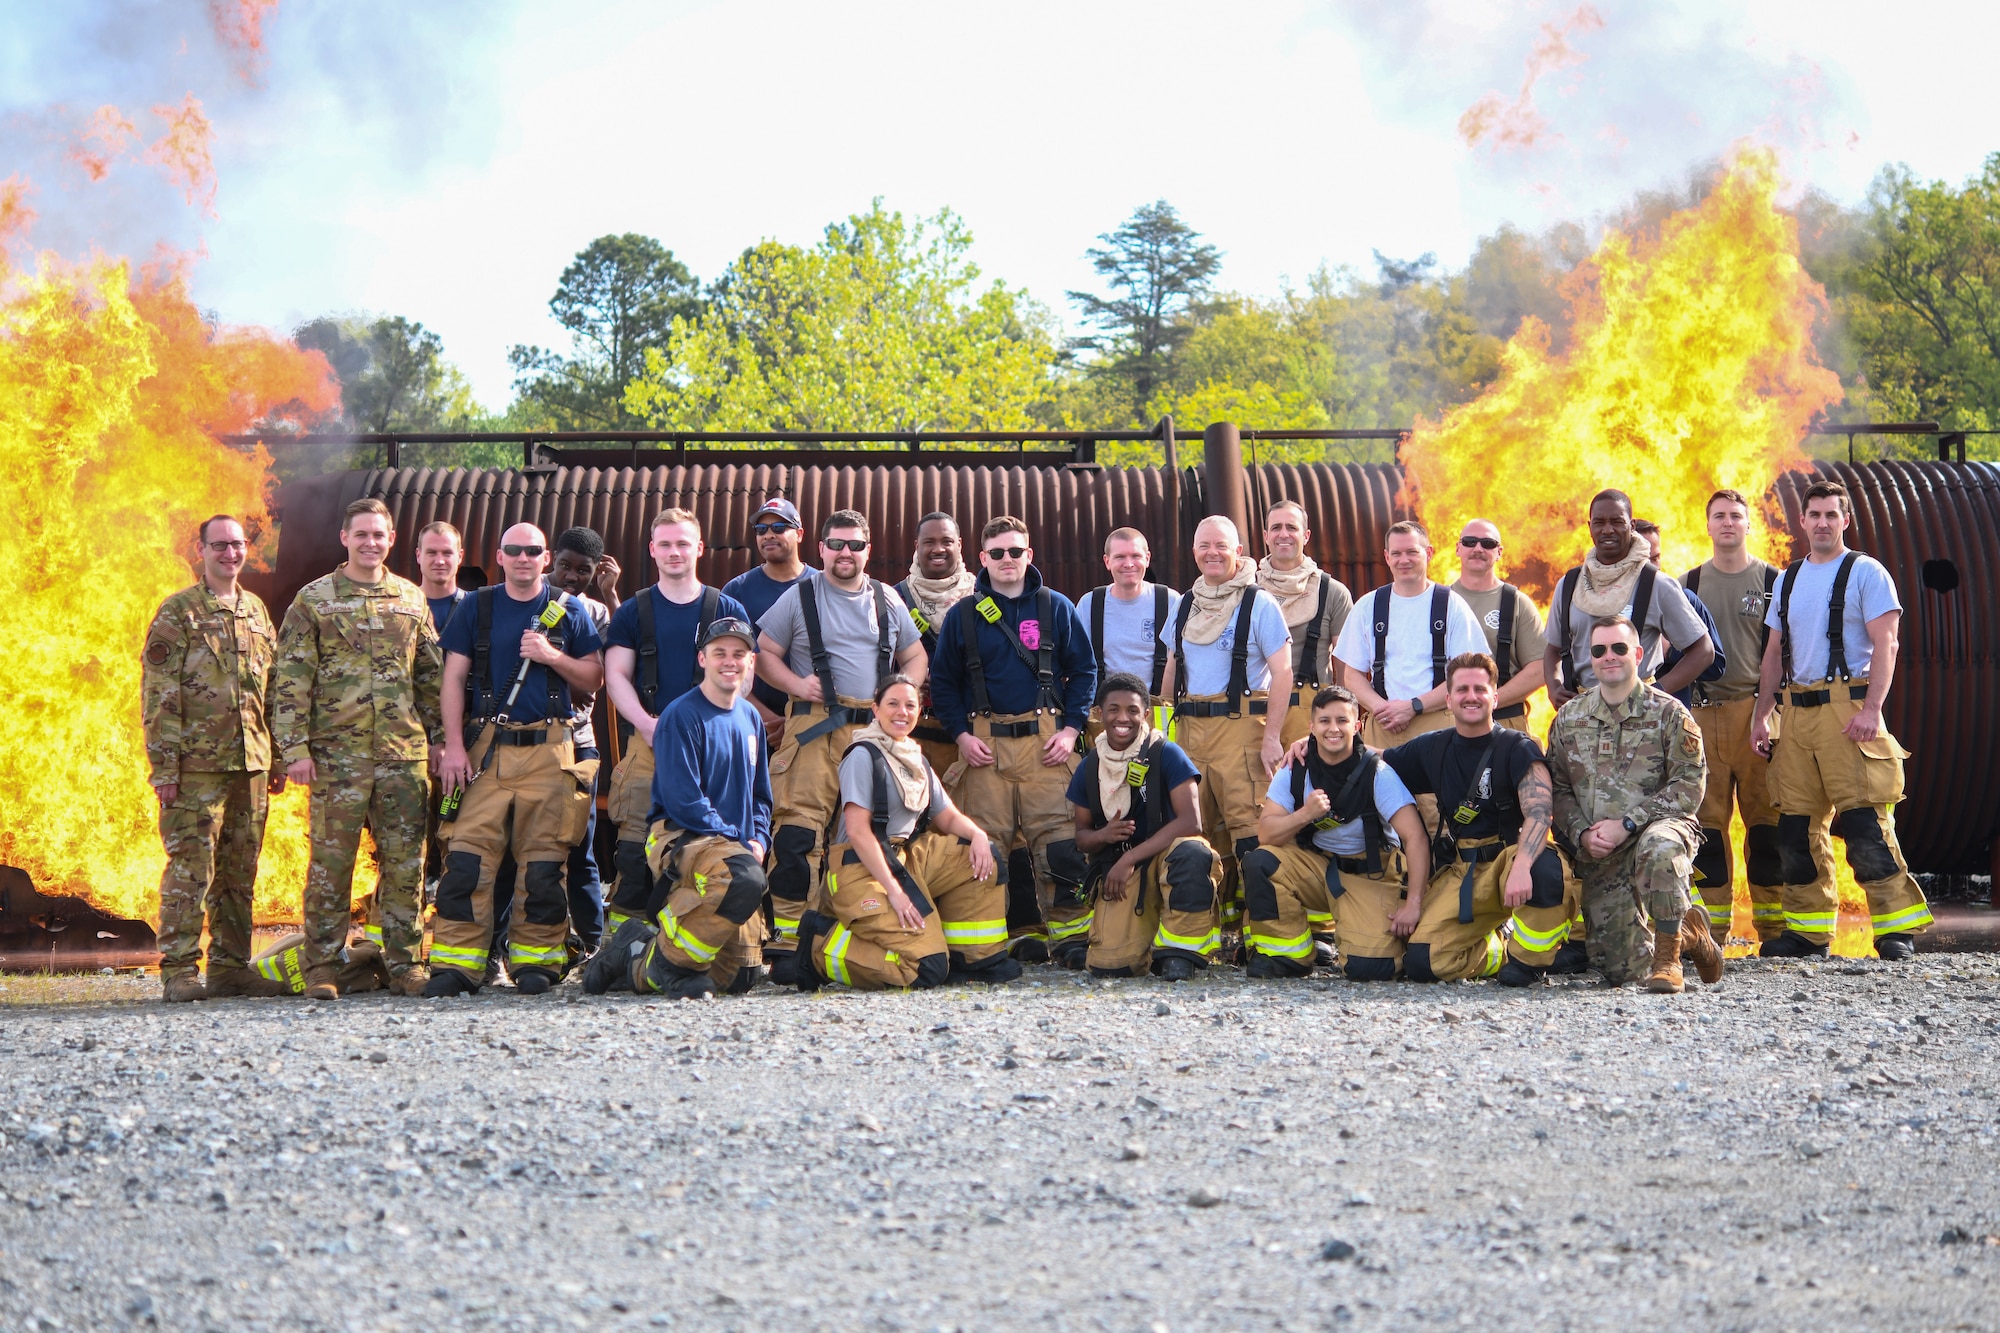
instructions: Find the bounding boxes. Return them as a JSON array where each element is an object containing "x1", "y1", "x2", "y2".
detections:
[{"x1": 0, "y1": 253, "x2": 339, "y2": 924}]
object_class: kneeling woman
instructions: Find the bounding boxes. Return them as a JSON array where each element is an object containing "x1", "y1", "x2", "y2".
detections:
[{"x1": 795, "y1": 675, "x2": 1022, "y2": 990}]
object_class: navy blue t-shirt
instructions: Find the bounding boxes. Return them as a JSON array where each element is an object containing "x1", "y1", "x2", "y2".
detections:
[
  {"x1": 604, "y1": 586, "x2": 750, "y2": 716},
  {"x1": 440, "y1": 583, "x2": 604, "y2": 729},
  {"x1": 1063, "y1": 738, "x2": 1201, "y2": 844},
  {"x1": 427, "y1": 590, "x2": 468, "y2": 635},
  {"x1": 721, "y1": 566, "x2": 806, "y2": 712},
  {"x1": 650, "y1": 688, "x2": 772, "y2": 848}
]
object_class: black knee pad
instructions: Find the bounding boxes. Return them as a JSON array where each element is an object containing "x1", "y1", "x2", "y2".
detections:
[
  {"x1": 1240, "y1": 847, "x2": 1280, "y2": 922},
  {"x1": 1526, "y1": 846, "x2": 1566, "y2": 909},
  {"x1": 642, "y1": 943, "x2": 704, "y2": 994},
  {"x1": 718, "y1": 853, "x2": 768, "y2": 925},
  {"x1": 990, "y1": 841, "x2": 1010, "y2": 886},
  {"x1": 1166, "y1": 841, "x2": 1219, "y2": 914},
  {"x1": 436, "y1": 851, "x2": 481, "y2": 923},
  {"x1": 722, "y1": 965, "x2": 760, "y2": 995},
  {"x1": 610, "y1": 840, "x2": 654, "y2": 913},
  {"x1": 768, "y1": 825, "x2": 818, "y2": 901},
  {"x1": 913, "y1": 953, "x2": 951, "y2": 989},
  {"x1": 1776, "y1": 813, "x2": 1817, "y2": 885},
  {"x1": 1403, "y1": 942, "x2": 1437, "y2": 983},
  {"x1": 1343, "y1": 955, "x2": 1398, "y2": 983},
  {"x1": 1045, "y1": 840, "x2": 1089, "y2": 909},
  {"x1": 1691, "y1": 827, "x2": 1729, "y2": 888},
  {"x1": 1231, "y1": 836, "x2": 1260, "y2": 868},
  {"x1": 1743, "y1": 823, "x2": 1782, "y2": 887},
  {"x1": 1834, "y1": 806, "x2": 1900, "y2": 882},
  {"x1": 523, "y1": 861, "x2": 569, "y2": 926}
]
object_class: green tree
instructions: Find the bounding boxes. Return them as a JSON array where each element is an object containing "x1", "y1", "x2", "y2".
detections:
[
  {"x1": 1068, "y1": 201, "x2": 1222, "y2": 421},
  {"x1": 509, "y1": 233, "x2": 702, "y2": 430},
  {"x1": 626, "y1": 202, "x2": 1058, "y2": 433}
]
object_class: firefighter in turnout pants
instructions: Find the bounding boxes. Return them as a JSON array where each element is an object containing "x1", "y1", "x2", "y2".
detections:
[
  {"x1": 592, "y1": 617, "x2": 773, "y2": 999},
  {"x1": 1163, "y1": 516, "x2": 1291, "y2": 949},
  {"x1": 792, "y1": 675, "x2": 1018, "y2": 989},
  {"x1": 1258, "y1": 500, "x2": 1354, "y2": 748},
  {"x1": 431, "y1": 523, "x2": 606, "y2": 995},
  {"x1": 1547, "y1": 615, "x2": 1725, "y2": 991},
  {"x1": 1077, "y1": 527, "x2": 1181, "y2": 743},
  {"x1": 1381, "y1": 652, "x2": 1581, "y2": 985},
  {"x1": 1752, "y1": 481, "x2": 1932, "y2": 960},
  {"x1": 1249, "y1": 686, "x2": 1430, "y2": 980},
  {"x1": 600, "y1": 508, "x2": 748, "y2": 941},
  {"x1": 756, "y1": 509, "x2": 927, "y2": 983},
  {"x1": 893, "y1": 511, "x2": 979, "y2": 774},
  {"x1": 1448, "y1": 519, "x2": 1545, "y2": 735},
  {"x1": 1045, "y1": 673, "x2": 1219, "y2": 979},
  {"x1": 931, "y1": 516, "x2": 1097, "y2": 962},
  {"x1": 272, "y1": 498, "x2": 444, "y2": 1001},
  {"x1": 143, "y1": 515, "x2": 289, "y2": 1001}
]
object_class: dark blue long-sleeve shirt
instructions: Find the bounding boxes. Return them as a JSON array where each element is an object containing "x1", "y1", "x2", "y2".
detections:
[
  {"x1": 648, "y1": 687, "x2": 772, "y2": 848},
  {"x1": 930, "y1": 566, "x2": 1096, "y2": 737}
]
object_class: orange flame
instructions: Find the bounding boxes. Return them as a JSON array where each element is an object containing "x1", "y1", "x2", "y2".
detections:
[
  {"x1": 210, "y1": 0, "x2": 283, "y2": 80},
  {"x1": 0, "y1": 252, "x2": 340, "y2": 924},
  {"x1": 1404, "y1": 146, "x2": 1843, "y2": 597},
  {"x1": 146, "y1": 95, "x2": 218, "y2": 215},
  {"x1": 1459, "y1": 5, "x2": 1605, "y2": 154},
  {"x1": 0, "y1": 177, "x2": 33, "y2": 251},
  {"x1": 68, "y1": 106, "x2": 139, "y2": 183}
]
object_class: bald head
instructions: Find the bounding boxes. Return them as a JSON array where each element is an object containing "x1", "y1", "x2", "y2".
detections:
[
  {"x1": 497, "y1": 522, "x2": 552, "y2": 594},
  {"x1": 1193, "y1": 516, "x2": 1244, "y2": 584},
  {"x1": 1455, "y1": 517, "x2": 1502, "y2": 588}
]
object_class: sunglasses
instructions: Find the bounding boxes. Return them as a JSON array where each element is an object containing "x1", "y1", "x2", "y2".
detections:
[
  {"x1": 1458, "y1": 536, "x2": 1499, "y2": 550},
  {"x1": 753, "y1": 521, "x2": 795, "y2": 535},
  {"x1": 1590, "y1": 641, "x2": 1634, "y2": 658},
  {"x1": 501, "y1": 544, "x2": 545, "y2": 558},
  {"x1": 984, "y1": 546, "x2": 1028, "y2": 561},
  {"x1": 823, "y1": 538, "x2": 869, "y2": 553}
]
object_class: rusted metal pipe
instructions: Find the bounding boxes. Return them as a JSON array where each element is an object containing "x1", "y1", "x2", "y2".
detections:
[
  {"x1": 1159, "y1": 417, "x2": 1182, "y2": 589},
  {"x1": 1202, "y1": 422, "x2": 1250, "y2": 554}
]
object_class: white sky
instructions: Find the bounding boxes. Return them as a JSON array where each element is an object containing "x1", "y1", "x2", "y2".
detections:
[{"x1": 11, "y1": 0, "x2": 2000, "y2": 407}]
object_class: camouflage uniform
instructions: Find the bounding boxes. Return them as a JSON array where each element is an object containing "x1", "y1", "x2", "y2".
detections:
[
  {"x1": 1547, "y1": 685, "x2": 1708, "y2": 985},
  {"x1": 142, "y1": 583, "x2": 277, "y2": 981},
  {"x1": 271, "y1": 566, "x2": 443, "y2": 981}
]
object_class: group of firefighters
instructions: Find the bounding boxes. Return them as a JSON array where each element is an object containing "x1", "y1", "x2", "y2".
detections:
[{"x1": 141, "y1": 478, "x2": 1932, "y2": 1002}]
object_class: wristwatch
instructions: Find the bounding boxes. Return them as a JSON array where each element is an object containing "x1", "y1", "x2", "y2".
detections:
[
  {"x1": 1410, "y1": 697, "x2": 1425, "y2": 716},
  {"x1": 1621, "y1": 816, "x2": 1639, "y2": 835}
]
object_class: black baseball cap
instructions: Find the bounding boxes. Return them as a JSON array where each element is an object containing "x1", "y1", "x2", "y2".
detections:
[{"x1": 698, "y1": 616, "x2": 758, "y2": 650}]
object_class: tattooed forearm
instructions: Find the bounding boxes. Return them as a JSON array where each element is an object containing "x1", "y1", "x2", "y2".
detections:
[{"x1": 1517, "y1": 763, "x2": 1553, "y2": 853}]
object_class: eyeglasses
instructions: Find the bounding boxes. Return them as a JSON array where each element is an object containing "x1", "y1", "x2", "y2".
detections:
[
  {"x1": 1590, "y1": 641, "x2": 1634, "y2": 658},
  {"x1": 823, "y1": 538, "x2": 869, "y2": 553},
  {"x1": 1458, "y1": 536, "x2": 1499, "y2": 550},
  {"x1": 206, "y1": 540, "x2": 248, "y2": 552},
  {"x1": 984, "y1": 546, "x2": 1027, "y2": 561},
  {"x1": 500, "y1": 544, "x2": 545, "y2": 558},
  {"x1": 753, "y1": 521, "x2": 795, "y2": 536}
]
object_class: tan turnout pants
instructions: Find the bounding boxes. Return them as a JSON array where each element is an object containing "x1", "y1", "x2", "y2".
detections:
[
  {"x1": 767, "y1": 697, "x2": 872, "y2": 952},
  {"x1": 603, "y1": 724, "x2": 658, "y2": 931},
  {"x1": 810, "y1": 830, "x2": 1008, "y2": 989},
  {"x1": 634, "y1": 828, "x2": 766, "y2": 993},
  {"x1": 1175, "y1": 693, "x2": 1274, "y2": 932},
  {"x1": 1407, "y1": 839, "x2": 1579, "y2": 981},
  {"x1": 433, "y1": 724, "x2": 599, "y2": 984},
  {"x1": 950, "y1": 712, "x2": 1082, "y2": 949},
  {"x1": 1245, "y1": 842, "x2": 1410, "y2": 980}
]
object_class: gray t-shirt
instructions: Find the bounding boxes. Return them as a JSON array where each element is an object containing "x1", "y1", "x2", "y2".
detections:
[
  {"x1": 1763, "y1": 552, "x2": 1901, "y2": 684},
  {"x1": 1268, "y1": 571, "x2": 1354, "y2": 687},
  {"x1": 1544, "y1": 565, "x2": 1709, "y2": 688},
  {"x1": 1449, "y1": 581, "x2": 1544, "y2": 680},
  {"x1": 1686, "y1": 559, "x2": 1777, "y2": 700},
  {"x1": 838, "y1": 745, "x2": 946, "y2": 841},
  {"x1": 758, "y1": 572, "x2": 921, "y2": 702},
  {"x1": 1082, "y1": 584, "x2": 1181, "y2": 685}
]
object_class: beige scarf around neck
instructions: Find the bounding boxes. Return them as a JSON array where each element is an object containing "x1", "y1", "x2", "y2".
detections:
[
  {"x1": 1094, "y1": 720, "x2": 1159, "y2": 823},
  {"x1": 852, "y1": 722, "x2": 931, "y2": 815},
  {"x1": 1574, "y1": 546, "x2": 1652, "y2": 618},
  {"x1": 1256, "y1": 554, "x2": 1324, "y2": 625},
  {"x1": 1180, "y1": 556, "x2": 1259, "y2": 645},
  {"x1": 901, "y1": 561, "x2": 977, "y2": 630}
]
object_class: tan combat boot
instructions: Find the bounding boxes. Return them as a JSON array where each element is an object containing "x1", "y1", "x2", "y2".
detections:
[
  {"x1": 1680, "y1": 905, "x2": 1724, "y2": 986},
  {"x1": 389, "y1": 965, "x2": 431, "y2": 997},
  {"x1": 303, "y1": 964, "x2": 340, "y2": 1001},
  {"x1": 162, "y1": 973, "x2": 207, "y2": 1003},
  {"x1": 1643, "y1": 920, "x2": 1684, "y2": 994},
  {"x1": 205, "y1": 968, "x2": 290, "y2": 998}
]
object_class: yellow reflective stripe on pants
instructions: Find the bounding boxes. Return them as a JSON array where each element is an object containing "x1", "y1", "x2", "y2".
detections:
[
  {"x1": 658, "y1": 910, "x2": 720, "y2": 965},
  {"x1": 1479, "y1": 930, "x2": 1506, "y2": 977},
  {"x1": 1509, "y1": 913, "x2": 1570, "y2": 952},
  {"x1": 1702, "y1": 901, "x2": 1731, "y2": 926},
  {"x1": 1750, "y1": 900, "x2": 1783, "y2": 923},
  {"x1": 509, "y1": 943, "x2": 566, "y2": 969},
  {"x1": 1304, "y1": 910, "x2": 1333, "y2": 927},
  {"x1": 1046, "y1": 914, "x2": 1093, "y2": 942},
  {"x1": 431, "y1": 943, "x2": 488, "y2": 971},
  {"x1": 823, "y1": 923, "x2": 856, "y2": 986},
  {"x1": 1247, "y1": 927, "x2": 1313, "y2": 961},
  {"x1": 1871, "y1": 903, "x2": 1934, "y2": 935},
  {"x1": 1786, "y1": 911, "x2": 1837, "y2": 934},
  {"x1": 1154, "y1": 925, "x2": 1220, "y2": 955},
  {"x1": 605, "y1": 910, "x2": 636, "y2": 931},
  {"x1": 363, "y1": 924, "x2": 384, "y2": 946},
  {"x1": 943, "y1": 919, "x2": 1009, "y2": 947}
]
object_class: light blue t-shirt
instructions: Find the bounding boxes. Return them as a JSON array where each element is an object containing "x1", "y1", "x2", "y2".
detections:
[
  {"x1": 1764, "y1": 553, "x2": 1901, "y2": 684},
  {"x1": 1159, "y1": 588, "x2": 1292, "y2": 695},
  {"x1": 1264, "y1": 756, "x2": 1416, "y2": 857},
  {"x1": 1083, "y1": 584, "x2": 1182, "y2": 685}
]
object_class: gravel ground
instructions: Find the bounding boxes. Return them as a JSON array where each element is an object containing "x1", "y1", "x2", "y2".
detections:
[{"x1": 3, "y1": 955, "x2": 1999, "y2": 1333}]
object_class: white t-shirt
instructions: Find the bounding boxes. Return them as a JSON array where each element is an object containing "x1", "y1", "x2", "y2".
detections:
[
  {"x1": 1264, "y1": 758, "x2": 1414, "y2": 857},
  {"x1": 1083, "y1": 584, "x2": 1181, "y2": 685},
  {"x1": 1333, "y1": 584, "x2": 1488, "y2": 701},
  {"x1": 1764, "y1": 553, "x2": 1901, "y2": 683}
]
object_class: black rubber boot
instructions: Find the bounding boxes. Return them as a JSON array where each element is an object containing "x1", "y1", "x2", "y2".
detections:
[
  {"x1": 765, "y1": 951, "x2": 799, "y2": 988},
  {"x1": 1049, "y1": 939, "x2": 1089, "y2": 971},
  {"x1": 1495, "y1": 960, "x2": 1546, "y2": 988},
  {"x1": 1244, "y1": 951, "x2": 1311, "y2": 980},
  {"x1": 1875, "y1": 933, "x2": 1917, "y2": 961},
  {"x1": 1011, "y1": 937, "x2": 1050, "y2": 965},
  {"x1": 1547, "y1": 939, "x2": 1590, "y2": 975},
  {"x1": 583, "y1": 918, "x2": 653, "y2": 996},
  {"x1": 514, "y1": 969, "x2": 552, "y2": 995},
  {"x1": 950, "y1": 952, "x2": 1024, "y2": 985},
  {"x1": 1156, "y1": 956, "x2": 1196, "y2": 982},
  {"x1": 793, "y1": 911, "x2": 833, "y2": 993},
  {"x1": 1760, "y1": 931, "x2": 1829, "y2": 959},
  {"x1": 422, "y1": 970, "x2": 474, "y2": 998}
]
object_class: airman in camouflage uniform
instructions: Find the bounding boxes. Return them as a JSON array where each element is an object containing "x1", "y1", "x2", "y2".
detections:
[
  {"x1": 1548, "y1": 614, "x2": 1723, "y2": 992},
  {"x1": 271, "y1": 499, "x2": 443, "y2": 999},
  {"x1": 142, "y1": 515, "x2": 289, "y2": 1001}
]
